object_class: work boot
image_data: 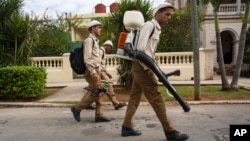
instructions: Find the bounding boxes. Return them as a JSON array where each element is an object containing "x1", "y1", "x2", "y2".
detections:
[
  {"x1": 165, "y1": 130, "x2": 189, "y2": 141},
  {"x1": 115, "y1": 102, "x2": 126, "y2": 110},
  {"x1": 70, "y1": 106, "x2": 81, "y2": 122},
  {"x1": 121, "y1": 126, "x2": 142, "y2": 137},
  {"x1": 95, "y1": 117, "x2": 111, "y2": 122}
]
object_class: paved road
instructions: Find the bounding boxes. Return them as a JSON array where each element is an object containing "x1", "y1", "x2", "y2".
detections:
[{"x1": 1, "y1": 104, "x2": 250, "y2": 141}]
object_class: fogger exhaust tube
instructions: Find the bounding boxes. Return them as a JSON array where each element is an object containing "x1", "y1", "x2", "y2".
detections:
[{"x1": 125, "y1": 44, "x2": 190, "y2": 112}]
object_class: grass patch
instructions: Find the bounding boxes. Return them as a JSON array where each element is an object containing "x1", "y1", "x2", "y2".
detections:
[
  {"x1": 0, "y1": 87, "x2": 63, "y2": 102},
  {"x1": 36, "y1": 87, "x2": 63, "y2": 100},
  {"x1": 2, "y1": 85, "x2": 249, "y2": 103},
  {"x1": 105, "y1": 85, "x2": 250, "y2": 102},
  {"x1": 161, "y1": 85, "x2": 250, "y2": 101}
]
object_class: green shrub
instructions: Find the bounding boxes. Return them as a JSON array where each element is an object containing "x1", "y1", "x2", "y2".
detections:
[{"x1": 0, "y1": 66, "x2": 47, "y2": 100}]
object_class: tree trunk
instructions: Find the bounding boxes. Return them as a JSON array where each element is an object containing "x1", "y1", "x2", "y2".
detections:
[
  {"x1": 231, "y1": 2, "x2": 250, "y2": 90},
  {"x1": 14, "y1": 38, "x2": 17, "y2": 64},
  {"x1": 190, "y1": 0, "x2": 201, "y2": 100},
  {"x1": 214, "y1": 12, "x2": 230, "y2": 90}
]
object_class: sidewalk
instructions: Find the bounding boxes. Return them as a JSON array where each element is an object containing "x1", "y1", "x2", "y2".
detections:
[{"x1": 0, "y1": 75, "x2": 250, "y2": 107}]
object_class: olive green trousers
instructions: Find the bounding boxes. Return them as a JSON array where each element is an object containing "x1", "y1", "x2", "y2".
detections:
[{"x1": 122, "y1": 61, "x2": 175, "y2": 133}]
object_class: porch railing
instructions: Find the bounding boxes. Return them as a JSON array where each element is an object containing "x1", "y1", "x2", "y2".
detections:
[
  {"x1": 218, "y1": 4, "x2": 245, "y2": 15},
  {"x1": 204, "y1": 3, "x2": 245, "y2": 16}
]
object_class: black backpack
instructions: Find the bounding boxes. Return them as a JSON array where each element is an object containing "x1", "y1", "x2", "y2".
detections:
[{"x1": 69, "y1": 38, "x2": 94, "y2": 74}]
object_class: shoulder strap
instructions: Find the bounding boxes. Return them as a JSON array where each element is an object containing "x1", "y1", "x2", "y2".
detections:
[
  {"x1": 149, "y1": 21, "x2": 155, "y2": 39},
  {"x1": 100, "y1": 48, "x2": 105, "y2": 59},
  {"x1": 91, "y1": 38, "x2": 95, "y2": 48}
]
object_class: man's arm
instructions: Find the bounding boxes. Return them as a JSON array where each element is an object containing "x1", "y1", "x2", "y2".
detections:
[
  {"x1": 84, "y1": 38, "x2": 96, "y2": 74},
  {"x1": 136, "y1": 22, "x2": 155, "y2": 70},
  {"x1": 136, "y1": 22, "x2": 155, "y2": 52},
  {"x1": 100, "y1": 48, "x2": 106, "y2": 71}
]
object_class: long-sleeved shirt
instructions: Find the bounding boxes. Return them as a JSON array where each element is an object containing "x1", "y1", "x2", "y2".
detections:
[
  {"x1": 136, "y1": 19, "x2": 161, "y2": 70},
  {"x1": 84, "y1": 34, "x2": 101, "y2": 74}
]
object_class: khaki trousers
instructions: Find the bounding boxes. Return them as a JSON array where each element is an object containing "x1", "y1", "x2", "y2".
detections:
[
  {"x1": 122, "y1": 61, "x2": 175, "y2": 133},
  {"x1": 75, "y1": 69, "x2": 103, "y2": 118},
  {"x1": 101, "y1": 71, "x2": 120, "y2": 108}
]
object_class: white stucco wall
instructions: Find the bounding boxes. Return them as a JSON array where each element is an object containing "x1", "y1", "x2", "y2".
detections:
[{"x1": 200, "y1": 18, "x2": 243, "y2": 66}]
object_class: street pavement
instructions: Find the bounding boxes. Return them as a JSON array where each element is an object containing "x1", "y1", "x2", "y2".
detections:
[
  {"x1": 1, "y1": 104, "x2": 250, "y2": 141},
  {"x1": 0, "y1": 75, "x2": 250, "y2": 141}
]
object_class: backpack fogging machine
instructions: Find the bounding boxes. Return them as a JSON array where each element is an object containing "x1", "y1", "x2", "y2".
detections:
[{"x1": 116, "y1": 10, "x2": 190, "y2": 112}]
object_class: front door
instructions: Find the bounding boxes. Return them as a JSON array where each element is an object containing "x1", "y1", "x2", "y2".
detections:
[{"x1": 220, "y1": 31, "x2": 233, "y2": 64}]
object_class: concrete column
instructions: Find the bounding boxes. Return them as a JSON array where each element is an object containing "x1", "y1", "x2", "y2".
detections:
[
  {"x1": 232, "y1": 41, "x2": 239, "y2": 65},
  {"x1": 200, "y1": 48, "x2": 215, "y2": 80},
  {"x1": 236, "y1": 0, "x2": 241, "y2": 14},
  {"x1": 62, "y1": 53, "x2": 73, "y2": 82},
  {"x1": 71, "y1": 27, "x2": 75, "y2": 41}
]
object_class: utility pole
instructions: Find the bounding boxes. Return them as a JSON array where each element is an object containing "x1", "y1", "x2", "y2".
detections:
[{"x1": 190, "y1": 0, "x2": 201, "y2": 100}]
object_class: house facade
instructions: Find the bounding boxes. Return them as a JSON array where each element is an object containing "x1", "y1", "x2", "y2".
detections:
[
  {"x1": 200, "y1": 0, "x2": 246, "y2": 71},
  {"x1": 168, "y1": 0, "x2": 247, "y2": 74}
]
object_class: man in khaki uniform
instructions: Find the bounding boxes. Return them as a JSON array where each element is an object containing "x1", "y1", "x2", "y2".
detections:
[
  {"x1": 121, "y1": 3, "x2": 189, "y2": 141},
  {"x1": 100, "y1": 40, "x2": 126, "y2": 110},
  {"x1": 70, "y1": 20, "x2": 111, "y2": 123}
]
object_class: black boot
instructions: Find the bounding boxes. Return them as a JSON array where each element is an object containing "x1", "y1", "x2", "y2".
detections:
[
  {"x1": 165, "y1": 130, "x2": 189, "y2": 141},
  {"x1": 115, "y1": 102, "x2": 126, "y2": 110},
  {"x1": 121, "y1": 126, "x2": 142, "y2": 137},
  {"x1": 70, "y1": 106, "x2": 81, "y2": 122},
  {"x1": 95, "y1": 117, "x2": 111, "y2": 122}
]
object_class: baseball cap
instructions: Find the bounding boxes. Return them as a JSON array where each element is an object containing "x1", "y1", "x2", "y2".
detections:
[{"x1": 153, "y1": 2, "x2": 175, "y2": 17}]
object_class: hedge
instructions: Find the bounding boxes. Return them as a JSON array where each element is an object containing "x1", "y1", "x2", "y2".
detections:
[{"x1": 0, "y1": 66, "x2": 47, "y2": 100}]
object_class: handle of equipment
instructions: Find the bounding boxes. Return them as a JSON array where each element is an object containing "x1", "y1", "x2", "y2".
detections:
[{"x1": 125, "y1": 44, "x2": 190, "y2": 112}]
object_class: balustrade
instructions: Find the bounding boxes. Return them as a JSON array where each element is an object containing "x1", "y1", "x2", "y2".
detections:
[
  {"x1": 155, "y1": 53, "x2": 193, "y2": 65},
  {"x1": 104, "y1": 52, "x2": 194, "y2": 67},
  {"x1": 31, "y1": 50, "x2": 214, "y2": 82},
  {"x1": 218, "y1": 4, "x2": 245, "y2": 15},
  {"x1": 205, "y1": 4, "x2": 245, "y2": 16},
  {"x1": 105, "y1": 55, "x2": 120, "y2": 66},
  {"x1": 31, "y1": 57, "x2": 63, "y2": 69}
]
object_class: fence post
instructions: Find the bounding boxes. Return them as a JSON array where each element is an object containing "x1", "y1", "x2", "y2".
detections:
[
  {"x1": 62, "y1": 53, "x2": 73, "y2": 82},
  {"x1": 200, "y1": 48, "x2": 215, "y2": 80}
]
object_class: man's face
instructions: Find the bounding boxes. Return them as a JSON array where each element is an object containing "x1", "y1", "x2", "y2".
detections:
[
  {"x1": 104, "y1": 45, "x2": 112, "y2": 52},
  {"x1": 92, "y1": 25, "x2": 102, "y2": 36},
  {"x1": 156, "y1": 8, "x2": 174, "y2": 26}
]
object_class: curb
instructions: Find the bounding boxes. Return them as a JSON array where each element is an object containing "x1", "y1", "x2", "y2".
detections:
[{"x1": 1, "y1": 100, "x2": 250, "y2": 108}]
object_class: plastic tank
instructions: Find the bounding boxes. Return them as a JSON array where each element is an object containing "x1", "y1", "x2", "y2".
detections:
[{"x1": 123, "y1": 10, "x2": 144, "y2": 31}]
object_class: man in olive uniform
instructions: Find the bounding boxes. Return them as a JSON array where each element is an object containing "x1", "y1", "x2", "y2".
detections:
[
  {"x1": 121, "y1": 3, "x2": 189, "y2": 141},
  {"x1": 70, "y1": 20, "x2": 111, "y2": 123},
  {"x1": 86, "y1": 40, "x2": 126, "y2": 110},
  {"x1": 100, "y1": 40, "x2": 126, "y2": 110}
]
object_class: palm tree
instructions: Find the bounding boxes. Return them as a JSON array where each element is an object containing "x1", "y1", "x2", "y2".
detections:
[
  {"x1": 201, "y1": 0, "x2": 230, "y2": 90},
  {"x1": 0, "y1": 0, "x2": 25, "y2": 66},
  {"x1": 0, "y1": 0, "x2": 36, "y2": 66},
  {"x1": 231, "y1": 1, "x2": 250, "y2": 90},
  {"x1": 7, "y1": 11, "x2": 33, "y2": 65},
  {"x1": 105, "y1": 0, "x2": 153, "y2": 87}
]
